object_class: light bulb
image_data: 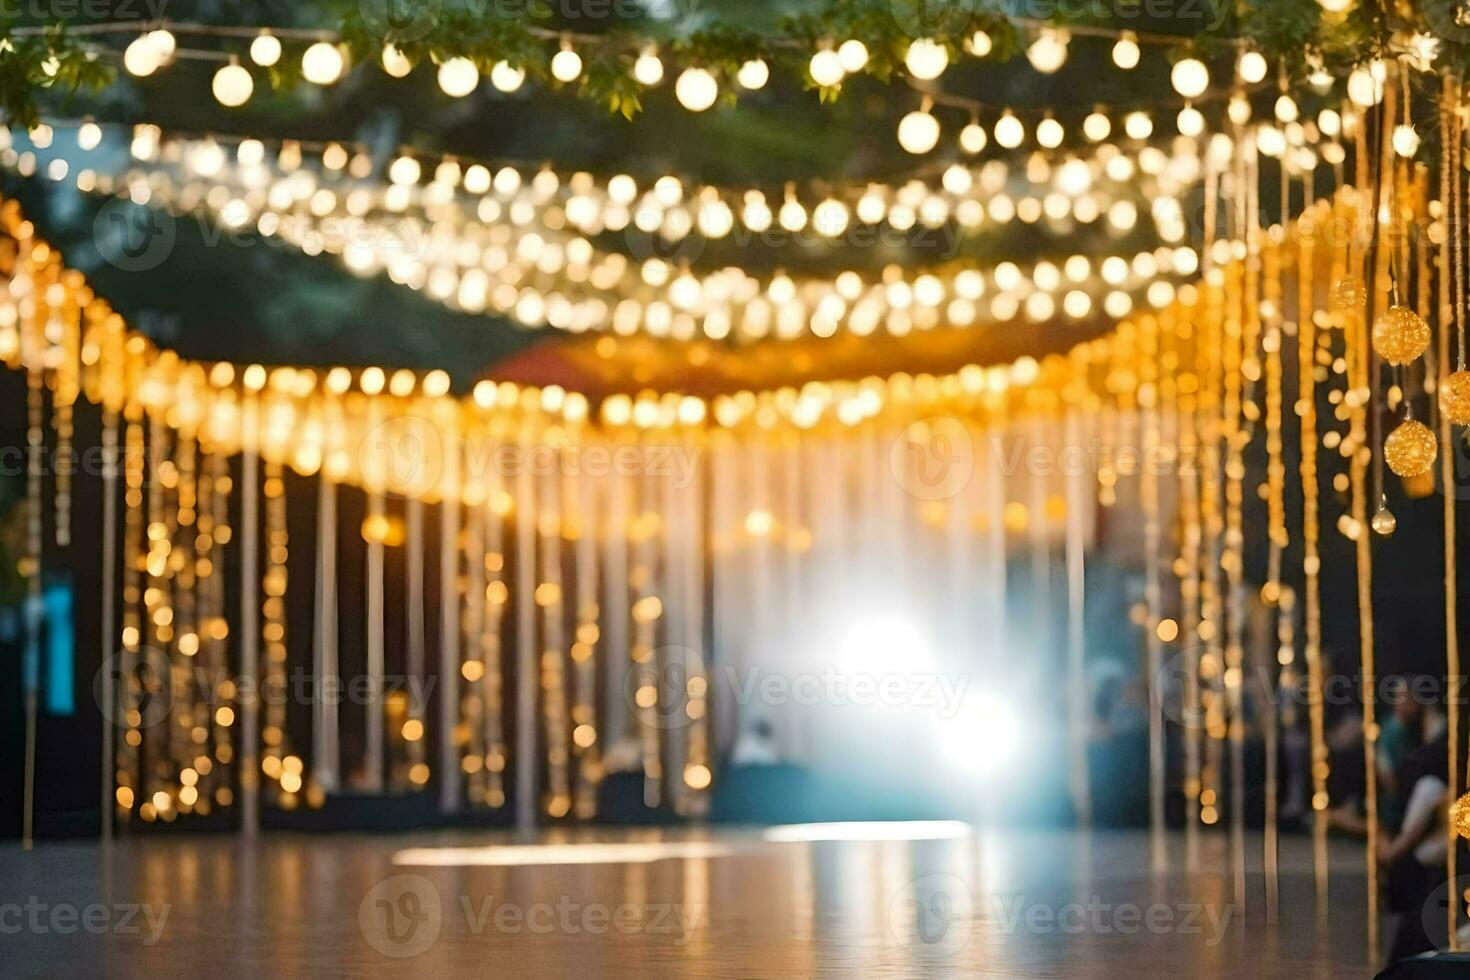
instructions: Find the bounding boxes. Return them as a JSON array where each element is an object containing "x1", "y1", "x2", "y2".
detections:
[
  {"x1": 1393, "y1": 124, "x2": 1420, "y2": 157},
  {"x1": 1239, "y1": 50, "x2": 1267, "y2": 84},
  {"x1": 810, "y1": 49, "x2": 844, "y2": 87},
  {"x1": 838, "y1": 39, "x2": 869, "y2": 72},
  {"x1": 1112, "y1": 34, "x2": 1139, "y2": 69},
  {"x1": 675, "y1": 67, "x2": 718, "y2": 110},
  {"x1": 1037, "y1": 117, "x2": 1064, "y2": 148},
  {"x1": 123, "y1": 35, "x2": 160, "y2": 76},
  {"x1": 1228, "y1": 95, "x2": 1252, "y2": 125},
  {"x1": 147, "y1": 29, "x2": 175, "y2": 61},
  {"x1": 437, "y1": 57, "x2": 479, "y2": 97},
  {"x1": 491, "y1": 60, "x2": 525, "y2": 92},
  {"x1": 1083, "y1": 112, "x2": 1111, "y2": 141},
  {"x1": 1177, "y1": 106, "x2": 1204, "y2": 137},
  {"x1": 1171, "y1": 57, "x2": 1209, "y2": 98},
  {"x1": 212, "y1": 62, "x2": 254, "y2": 107},
  {"x1": 250, "y1": 32, "x2": 281, "y2": 68},
  {"x1": 1256, "y1": 125, "x2": 1286, "y2": 157},
  {"x1": 1319, "y1": 0, "x2": 1351, "y2": 11},
  {"x1": 959, "y1": 122, "x2": 987, "y2": 154},
  {"x1": 1027, "y1": 30, "x2": 1069, "y2": 74},
  {"x1": 1124, "y1": 111, "x2": 1153, "y2": 140},
  {"x1": 994, "y1": 112, "x2": 1024, "y2": 148},
  {"x1": 77, "y1": 121, "x2": 101, "y2": 150},
  {"x1": 302, "y1": 42, "x2": 344, "y2": 85},
  {"x1": 1347, "y1": 67, "x2": 1379, "y2": 107},
  {"x1": 898, "y1": 110, "x2": 940, "y2": 154},
  {"x1": 551, "y1": 48, "x2": 582, "y2": 82},
  {"x1": 1318, "y1": 108, "x2": 1342, "y2": 137},
  {"x1": 381, "y1": 44, "x2": 412, "y2": 78},
  {"x1": 1274, "y1": 94, "x2": 1298, "y2": 122},
  {"x1": 905, "y1": 39, "x2": 949, "y2": 80},
  {"x1": 969, "y1": 31, "x2": 992, "y2": 57},
  {"x1": 633, "y1": 50, "x2": 663, "y2": 85},
  {"x1": 737, "y1": 59, "x2": 768, "y2": 90}
]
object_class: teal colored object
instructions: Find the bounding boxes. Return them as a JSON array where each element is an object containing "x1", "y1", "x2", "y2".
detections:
[{"x1": 43, "y1": 580, "x2": 74, "y2": 715}]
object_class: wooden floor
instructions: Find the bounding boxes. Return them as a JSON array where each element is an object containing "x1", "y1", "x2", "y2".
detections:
[{"x1": 0, "y1": 825, "x2": 1395, "y2": 978}]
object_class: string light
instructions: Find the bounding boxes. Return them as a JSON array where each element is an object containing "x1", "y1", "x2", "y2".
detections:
[
  {"x1": 674, "y1": 68, "x2": 718, "y2": 111},
  {"x1": 905, "y1": 39, "x2": 949, "y2": 80},
  {"x1": 736, "y1": 58, "x2": 769, "y2": 90},
  {"x1": 550, "y1": 45, "x2": 582, "y2": 83},
  {"x1": 211, "y1": 61, "x2": 254, "y2": 108},
  {"x1": 381, "y1": 44, "x2": 412, "y2": 78},
  {"x1": 438, "y1": 57, "x2": 480, "y2": 97},
  {"x1": 1027, "y1": 28, "x2": 1069, "y2": 74},
  {"x1": 897, "y1": 104, "x2": 940, "y2": 154},
  {"x1": 249, "y1": 31, "x2": 281, "y2": 68},
  {"x1": 1170, "y1": 58, "x2": 1209, "y2": 98},
  {"x1": 301, "y1": 42, "x2": 344, "y2": 85},
  {"x1": 809, "y1": 48, "x2": 844, "y2": 87},
  {"x1": 1112, "y1": 32, "x2": 1140, "y2": 69},
  {"x1": 632, "y1": 48, "x2": 664, "y2": 86}
]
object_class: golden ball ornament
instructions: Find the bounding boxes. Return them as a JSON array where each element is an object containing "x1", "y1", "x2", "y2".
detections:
[
  {"x1": 1456, "y1": 791, "x2": 1470, "y2": 841},
  {"x1": 1370, "y1": 508, "x2": 1397, "y2": 536},
  {"x1": 1441, "y1": 369, "x2": 1470, "y2": 425},
  {"x1": 1329, "y1": 275, "x2": 1366, "y2": 316},
  {"x1": 1371, "y1": 305, "x2": 1431, "y2": 365},
  {"x1": 1383, "y1": 418, "x2": 1438, "y2": 477}
]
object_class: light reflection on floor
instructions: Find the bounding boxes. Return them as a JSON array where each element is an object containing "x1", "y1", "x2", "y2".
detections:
[{"x1": 0, "y1": 826, "x2": 1383, "y2": 978}]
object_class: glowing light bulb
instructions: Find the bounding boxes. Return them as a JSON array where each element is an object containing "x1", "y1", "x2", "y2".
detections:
[
  {"x1": 994, "y1": 112, "x2": 1024, "y2": 148},
  {"x1": 551, "y1": 48, "x2": 582, "y2": 82},
  {"x1": 675, "y1": 68, "x2": 718, "y2": 111},
  {"x1": 838, "y1": 39, "x2": 869, "y2": 73},
  {"x1": 77, "y1": 121, "x2": 101, "y2": 150},
  {"x1": 1027, "y1": 29, "x2": 1068, "y2": 74},
  {"x1": 1319, "y1": 0, "x2": 1352, "y2": 11},
  {"x1": 250, "y1": 32, "x2": 281, "y2": 68},
  {"x1": 809, "y1": 49, "x2": 844, "y2": 87},
  {"x1": 1239, "y1": 50, "x2": 1267, "y2": 84},
  {"x1": 905, "y1": 39, "x2": 949, "y2": 80},
  {"x1": 898, "y1": 109, "x2": 940, "y2": 154},
  {"x1": 1171, "y1": 58, "x2": 1209, "y2": 98},
  {"x1": 123, "y1": 35, "x2": 161, "y2": 76},
  {"x1": 438, "y1": 57, "x2": 479, "y2": 97},
  {"x1": 959, "y1": 122, "x2": 987, "y2": 154},
  {"x1": 1112, "y1": 33, "x2": 1140, "y2": 69},
  {"x1": 1177, "y1": 105, "x2": 1204, "y2": 137},
  {"x1": 737, "y1": 59, "x2": 768, "y2": 90},
  {"x1": 1083, "y1": 112, "x2": 1111, "y2": 141},
  {"x1": 147, "y1": 30, "x2": 175, "y2": 61},
  {"x1": 1275, "y1": 94, "x2": 1298, "y2": 122},
  {"x1": 491, "y1": 60, "x2": 525, "y2": 92},
  {"x1": 1124, "y1": 111, "x2": 1153, "y2": 140},
  {"x1": 381, "y1": 44, "x2": 412, "y2": 78},
  {"x1": 1393, "y1": 124, "x2": 1420, "y2": 157},
  {"x1": 969, "y1": 30, "x2": 992, "y2": 57},
  {"x1": 1036, "y1": 117, "x2": 1064, "y2": 148},
  {"x1": 301, "y1": 42, "x2": 344, "y2": 85},
  {"x1": 211, "y1": 62, "x2": 254, "y2": 107},
  {"x1": 1347, "y1": 67, "x2": 1379, "y2": 107},
  {"x1": 633, "y1": 49, "x2": 664, "y2": 85}
]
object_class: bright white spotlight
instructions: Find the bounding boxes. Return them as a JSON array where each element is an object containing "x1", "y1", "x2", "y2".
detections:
[
  {"x1": 939, "y1": 691, "x2": 1019, "y2": 773},
  {"x1": 838, "y1": 613, "x2": 932, "y2": 676}
]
